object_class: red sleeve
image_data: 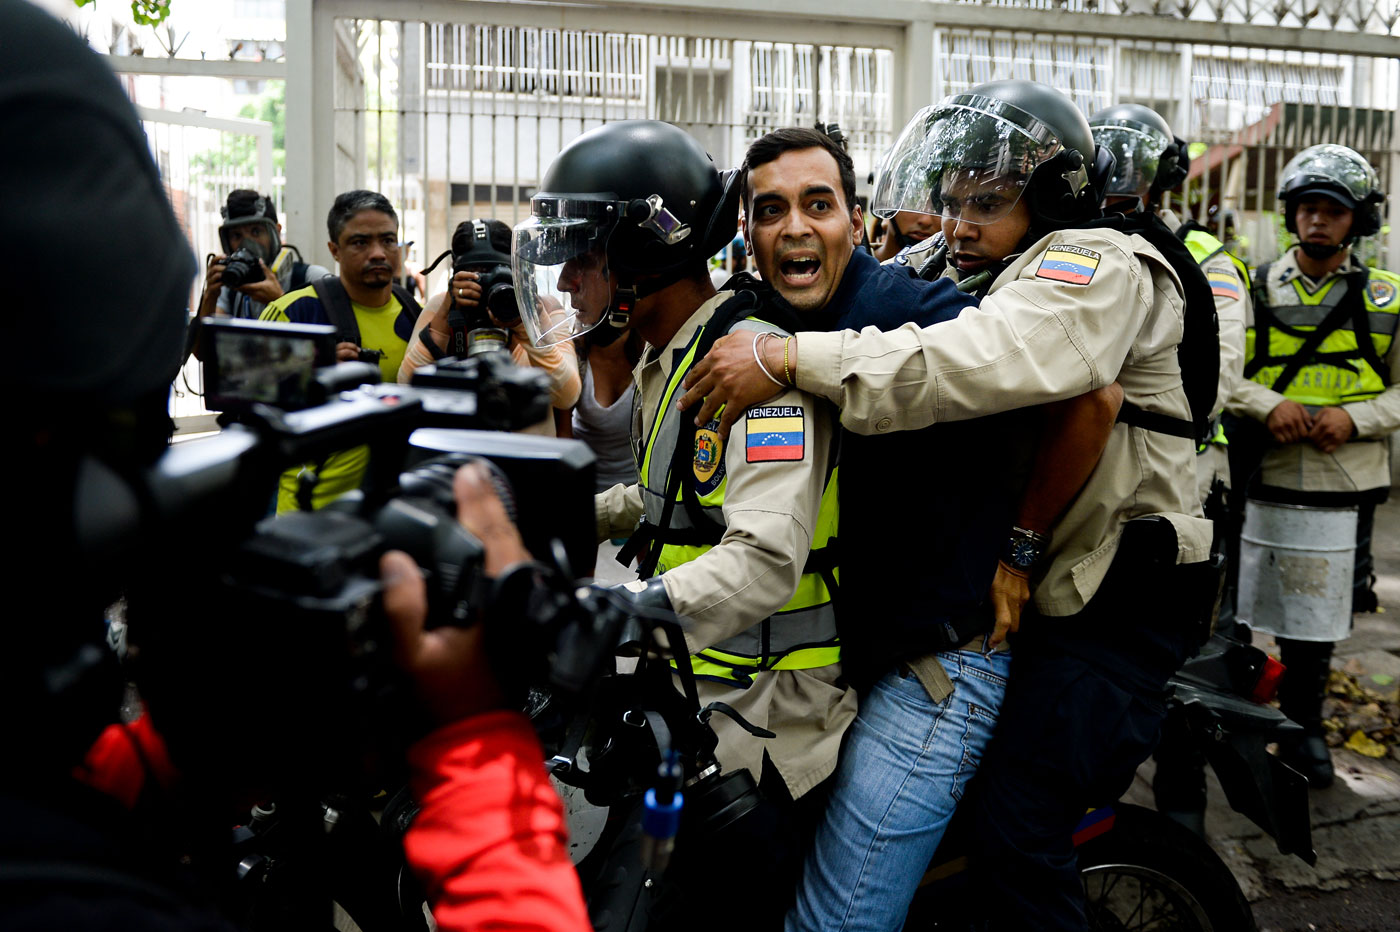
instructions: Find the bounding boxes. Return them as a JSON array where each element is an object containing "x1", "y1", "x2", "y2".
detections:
[
  {"x1": 73, "y1": 715, "x2": 180, "y2": 810},
  {"x1": 405, "y1": 710, "x2": 592, "y2": 932}
]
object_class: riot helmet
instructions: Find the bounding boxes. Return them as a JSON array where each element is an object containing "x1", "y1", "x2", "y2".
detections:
[
  {"x1": 219, "y1": 189, "x2": 282, "y2": 261},
  {"x1": 1088, "y1": 104, "x2": 1188, "y2": 206},
  {"x1": 514, "y1": 120, "x2": 740, "y2": 346},
  {"x1": 871, "y1": 79, "x2": 1104, "y2": 233},
  {"x1": 1279, "y1": 144, "x2": 1385, "y2": 240}
]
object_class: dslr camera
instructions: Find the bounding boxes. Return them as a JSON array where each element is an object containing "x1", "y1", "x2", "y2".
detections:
[
  {"x1": 424, "y1": 219, "x2": 520, "y2": 357},
  {"x1": 221, "y1": 245, "x2": 267, "y2": 289}
]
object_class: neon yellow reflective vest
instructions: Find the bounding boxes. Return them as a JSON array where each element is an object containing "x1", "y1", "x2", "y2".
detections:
[
  {"x1": 1182, "y1": 228, "x2": 1248, "y2": 448},
  {"x1": 1245, "y1": 260, "x2": 1400, "y2": 406},
  {"x1": 637, "y1": 317, "x2": 841, "y2": 686}
]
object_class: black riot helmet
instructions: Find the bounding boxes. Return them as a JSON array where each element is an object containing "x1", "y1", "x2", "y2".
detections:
[
  {"x1": 871, "y1": 79, "x2": 1107, "y2": 234},
  {"x1": 1088, "y1": 104, "x2": 1189, "y2": 206},
  {"x1": 1279, "y1": 144, "x2": 1386, "y2": 240},
  {"x1": 513, "y1": 120, "x2": 741, "y2": 346}
]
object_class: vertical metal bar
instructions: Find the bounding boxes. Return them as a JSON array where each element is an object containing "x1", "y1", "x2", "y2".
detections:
[
  {"x1": 398, "y1": 20, "x2": 407, "y2": 236},
  {"x1": 377, "y1": 19, "x2": 384, "y2": 194},
  {"x1": 489, "y1": 27, "x2": 498, "y2": 224},
  {"x1": 513, "y1": 29, "x2": 521, "y2": 227}
]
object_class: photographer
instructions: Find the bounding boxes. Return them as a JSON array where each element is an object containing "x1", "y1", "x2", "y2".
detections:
[
  {"x1": 194, "y1": 190, "x2": 331, "y2": 325},
  {"x1": 259, "y1": 190, "x2": 419, "y2": 512},
  {"x1": 398, "y1": 219, "x2": 579, "y2": 436},
  {"x1": 1, "y1": 4, "x2": 589, "y2": 930}
]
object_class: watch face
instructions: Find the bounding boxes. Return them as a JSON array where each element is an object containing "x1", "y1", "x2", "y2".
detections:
[{"x1": 1010, "y1": 539, "x2": 1040, "y2": 568}]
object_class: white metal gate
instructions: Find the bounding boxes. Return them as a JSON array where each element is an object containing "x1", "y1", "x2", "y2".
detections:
[{"x1": 137, "y1": 107, "x2": 278, "y2": 429}]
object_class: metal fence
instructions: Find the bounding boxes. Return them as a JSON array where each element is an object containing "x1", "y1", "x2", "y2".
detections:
[
  {"x1": 930, "y1": 28, "x2": 1399, "y2": 268},
  {"x1": 138, "y1": 107, "x2": 278, "y2": 427},
  {"x1": 340, "y1": 17, "x2": 896, "y2": 296}
]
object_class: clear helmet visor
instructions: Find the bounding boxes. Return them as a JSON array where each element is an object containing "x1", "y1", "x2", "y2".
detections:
[
  {"x1": 871, "y1": 96, "x2": 1063, "y2": 226},
  {"x1": 1281, "y1": 144, "x2": 1378, "y2": 207},
  {"x1": 512, "y1": 210, "x2": 618, "y2": 347},
  {"x1": 1090, "y1": 122, "x2": 1171, "y2": 198}
]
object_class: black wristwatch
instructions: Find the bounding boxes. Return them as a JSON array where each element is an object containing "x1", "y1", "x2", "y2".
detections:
[{"x1": 1002, "y1": 526, "x2": 1048, "y2": 573}]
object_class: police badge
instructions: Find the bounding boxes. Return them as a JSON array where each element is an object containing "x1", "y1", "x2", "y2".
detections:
[{"x1": 694, "y1": 420, "x2": 725, "y2": 494}]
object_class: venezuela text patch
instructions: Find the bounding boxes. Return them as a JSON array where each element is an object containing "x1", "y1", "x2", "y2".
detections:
[
  {"x1": 1035, "y1": 245, "x2": 1101, "y2": 285},
  {"x1": 746, "y1": 405, "x2": 805, "y2": 463}
]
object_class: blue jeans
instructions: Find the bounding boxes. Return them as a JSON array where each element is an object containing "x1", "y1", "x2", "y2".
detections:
[{"x1": 786, "y1": 648, "x2": 1012, "y2": 932}]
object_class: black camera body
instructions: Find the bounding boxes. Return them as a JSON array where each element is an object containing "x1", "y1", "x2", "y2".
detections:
[
  {"x1": 133, "y1": 320, "x2": 600, "y2": 791},
  {"x1": 447, "y1": 220, "x2": 519, "y2": 355},
  {"x1": 222, "y1": 245, "x2": 267, "y2": 289}
]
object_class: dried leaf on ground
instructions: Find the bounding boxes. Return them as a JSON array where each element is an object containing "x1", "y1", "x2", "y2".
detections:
[{"x1": 1345, "y1": 729, "x2": 1390, "y2": 758}]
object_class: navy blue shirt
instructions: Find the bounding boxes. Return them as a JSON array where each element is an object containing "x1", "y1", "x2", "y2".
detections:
[{"x1": 824, "y1": 249, "x2": 1037, "y2": 690}]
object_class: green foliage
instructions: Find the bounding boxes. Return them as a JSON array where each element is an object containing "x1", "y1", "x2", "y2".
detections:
[
  {"x1": 73, "y1": 0, "x2": 173, "y2": 28},
  {"x1": 190, "y1": 82, "x2": 286, "y2": 182}
]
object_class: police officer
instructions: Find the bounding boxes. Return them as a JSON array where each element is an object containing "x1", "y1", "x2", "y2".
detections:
[
  {"x1": 680, "y1": 79, "x2": 1214, "y2": 931},
  {"x1": 1225, "y1": 144, "x2": 1400, "y2": 787},
  {"x1": 512, "y1": 120, "x2": 854, "y2": 929},
  {"x1": 1090, "y1": 104, "x2": 1250, "y2": 505},
  {"x1": 1087, "y1": 104, "x2": 1251, "y2": 836}
]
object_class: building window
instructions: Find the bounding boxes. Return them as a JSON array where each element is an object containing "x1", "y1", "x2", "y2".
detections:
[{"x1": 426, "y1": 23, "x2": 643, "y2": 100}]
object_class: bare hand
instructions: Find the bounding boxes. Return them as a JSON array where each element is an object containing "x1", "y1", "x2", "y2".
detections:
[
  {"x1": 336, "y1": 341, "x2": 361, "y2": 362},
  {"x1": 678, "y1": 332, "x2": 787, "y2": 437},
  {"x1": 453, "y1": 461, "x2": 532, "y2": 577},
  {"x1": 234, "y1": 259, "x2": 284, "y2": 304},
  {"x1": 1265, "y1": 400, "x2": 1313, "y2": 444},
  {"x1": 382, "y1": 551, "x2": 503, "y2": 725},
  {"x1": 451, "y1": 270, "x2": 483, "y2": 309},
  {"x1": 381, "y1": 461, "x2": 531, "y2": 726},
  {"x1": 199, "y1": 256, "x2": 227, "y2": 314},
  {"x1": 1308, "y1": 406, "x2": 1355, "y2": 454},
  {"x1": 988, "y1": 561, "x2": 1030, "y2": 649}
]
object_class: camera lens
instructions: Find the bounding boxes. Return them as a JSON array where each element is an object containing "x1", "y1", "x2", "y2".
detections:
[{"x1": 486, "y1": 282, "x2": 519, "y2": 325}]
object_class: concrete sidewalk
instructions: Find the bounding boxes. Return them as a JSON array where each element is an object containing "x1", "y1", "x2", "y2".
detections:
[{"x1": 1125, "y1": 495, "x2": 1400, "y2": 931}]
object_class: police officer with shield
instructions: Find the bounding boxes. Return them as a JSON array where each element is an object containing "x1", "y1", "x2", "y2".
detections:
[{"x1": 1225, "y1": 144, "x2": 1400, "y2": 788}]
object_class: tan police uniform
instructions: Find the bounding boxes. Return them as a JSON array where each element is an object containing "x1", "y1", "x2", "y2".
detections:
[
  {"x1": 794, "y1": 228, "x2": 1213, "y2": 615},
  {"x1": 1227, "y1": 248, "x2": 1400, "y2": 493},
  {"x1": 1159, "y1": 208, "x2": 1250, "y2": 503},
  {"x1": 596, "y1": 292, "x2": 856, "y2": 799}
]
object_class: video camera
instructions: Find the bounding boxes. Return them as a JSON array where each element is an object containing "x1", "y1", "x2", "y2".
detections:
[
  {"x1": 423, "y1": 219, "x2": 520, "y2": 357},
  {"x1": 127, "y1": 318, "x2": 607, "y2": 793}
]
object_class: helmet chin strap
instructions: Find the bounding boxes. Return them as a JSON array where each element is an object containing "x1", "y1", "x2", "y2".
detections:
[
  {"x1": 591, "y1": 262, "x2": 692, "y2": 344},
  {"x1": 1299, "y1": 240, "x2": 1348, "y2": 260}
]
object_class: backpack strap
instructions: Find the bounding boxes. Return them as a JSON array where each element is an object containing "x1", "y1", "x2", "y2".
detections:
[
  {"x1": 309, "y1": 274, "x2": 362, "y2": 347},
  {"x1": 289, "y1": 260, "x2": 310, "y2": 292}
]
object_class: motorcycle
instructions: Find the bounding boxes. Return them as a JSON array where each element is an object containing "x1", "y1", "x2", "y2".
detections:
[
  {"x1": 903, "y1": 632, "x2": 1315, "y2": 931},
  {"x1": 228, "y1": 619, "x2": 1314, "y2": 932}
]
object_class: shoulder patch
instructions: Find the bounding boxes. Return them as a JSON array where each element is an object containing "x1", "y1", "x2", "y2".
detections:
[
  {"x1": 693, "y1": 420, "x2": 725, "y2": 493},
  {"x1": 1367, "y1": 278, "x2": 1397, "y2": 308},
  {"x1": 1207, "y1": 267, "x2": 1242, "y2": 300},
  {"x1": 1035, "y1": 245, "x2": 1101, "y2": 285},
  {"x1": 745, "y1": 404, "x2": 805, "y2": 463}
]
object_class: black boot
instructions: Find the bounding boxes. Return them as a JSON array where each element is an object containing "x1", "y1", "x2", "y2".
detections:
[{"x1": 1276, "y1": 638, "x2": 1335, "y2": 789}]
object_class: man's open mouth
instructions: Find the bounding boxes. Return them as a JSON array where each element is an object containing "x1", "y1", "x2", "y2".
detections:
[
  {"x1": 952, "y1": 252, "x2": 987, "y2": 271},
  {"x1": 779, "y1": 255, "x2": 822, "y2": 286}
]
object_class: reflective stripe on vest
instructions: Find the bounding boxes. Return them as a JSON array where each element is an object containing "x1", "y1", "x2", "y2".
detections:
[
  {"x1": 638, "y1": 318, "x2": 841, "y2": 686},
  {"x1": 1182, "y1": 229, "x2": 1252, "y2": 293},
  {"x1": 1245, "y1": 264, "x2": 1400, "y2": 406}
]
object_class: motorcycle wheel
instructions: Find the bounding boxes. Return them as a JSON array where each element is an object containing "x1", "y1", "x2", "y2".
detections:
[{"x1": 1075, "y1": 804, "x2": 1256, "y2": 932}]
